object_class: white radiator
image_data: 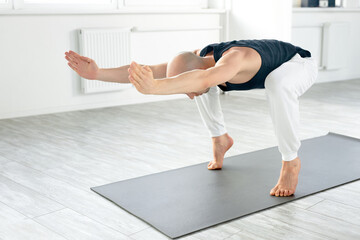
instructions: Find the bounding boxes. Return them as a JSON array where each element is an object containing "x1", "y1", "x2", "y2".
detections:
[
  {"x1": 78, "y1": 28, "x2": 132, "y2": 94},
  {"x1": 322, "y1": 22, "x2": 350, "y2": 70}
]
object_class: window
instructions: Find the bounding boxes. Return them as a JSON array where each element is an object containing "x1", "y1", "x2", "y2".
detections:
[
  {"x1": 0, "y1": 0, "x2": 11, "y2": 9},
  {"x1": 15, "y1": 0, "x2": 116, "y2": 9},
  {"x1": 23, "y1": 0, "x2": 112, "y2": 3},
  {"x1": 1, "y1": 0, "x2": 208, "y2": 11},
  {"x1": 124, "y1": 0, "x2": 207, "y2": 9}
]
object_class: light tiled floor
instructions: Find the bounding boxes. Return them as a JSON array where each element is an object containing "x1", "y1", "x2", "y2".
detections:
[{"x1": 0, "y1": 79, "x2": 359, "y2": 239}]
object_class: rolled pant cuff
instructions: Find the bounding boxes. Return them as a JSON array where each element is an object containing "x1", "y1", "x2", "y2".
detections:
[
  {"x1": 209, "y1": 128, "x2": 228, "y2": 138},
  {"x1": 282, "y1": 152, "x2": 298, "y2": 161}
]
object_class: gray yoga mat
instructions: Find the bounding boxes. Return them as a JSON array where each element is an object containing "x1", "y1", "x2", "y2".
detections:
[{"x1": 91, "y1": 132, "x2": 360, "y2": 239}]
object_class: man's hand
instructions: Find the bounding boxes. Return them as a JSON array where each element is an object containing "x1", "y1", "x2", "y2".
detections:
[
  {"x1": 128, "y1": 61, "x2": 158, "y2": 94},
  {"x1": 64, "y1": 50, "x2": 99, "y2": 80},
  {"x1": 186, "y1": 93, "x2": 201, "y2": 99}
]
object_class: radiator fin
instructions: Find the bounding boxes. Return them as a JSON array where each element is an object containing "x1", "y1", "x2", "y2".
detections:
[
  {"x1": 78, "y1": 28, "x2": 132, "y2": 93},
  {"x1": 322, "y1": 22, "x2": 350, "y2": 70}
]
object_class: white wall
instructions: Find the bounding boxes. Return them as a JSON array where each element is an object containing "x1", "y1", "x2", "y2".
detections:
[
  {"x1": 0, "y1": 11, "x2": 221, "y2": 119},
  {"x1": 228, "y1": 0, "x2": 292, "y2": 41},
  {"x1": 292, "y1": 9, "x2": 360, "y2": 83},
  {"x1": 8, "y1": 2, "x2": 353, "y2": 120},
  {"x1": 224, "y1": 1, "x2": 360, "y2": 83}
]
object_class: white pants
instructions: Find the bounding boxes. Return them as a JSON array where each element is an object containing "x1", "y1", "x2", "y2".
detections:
[{"x1": 194, "y1": 53, "x2": 318, "y2": 161}]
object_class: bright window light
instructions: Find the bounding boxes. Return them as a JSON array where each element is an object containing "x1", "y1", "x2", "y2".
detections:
[
  {"x1": 125, "y1": 0, "x2": 205, "y2": 7},
  {"x1": 24, "y1": 0, "x2": 113, "y2": 4}
]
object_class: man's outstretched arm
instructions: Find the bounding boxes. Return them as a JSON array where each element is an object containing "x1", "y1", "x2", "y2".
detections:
[
  {"x1": 96, "y1": 63, "x2": 167, "y2": 83},
  {"x1": 64, "y1": 50, "x2": 167, "y2": 83},
  {"x1": 128, "y1": 51, "x2": 245, "y2": 95}
]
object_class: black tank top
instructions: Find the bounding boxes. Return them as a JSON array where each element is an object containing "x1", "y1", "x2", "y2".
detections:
[{"x1": 199, "y1": 39, "x2": 311, "y2": 91}]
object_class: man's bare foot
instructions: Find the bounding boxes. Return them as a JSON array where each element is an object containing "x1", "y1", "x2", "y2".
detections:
[
  {"x1": 270, "y1": 157, "x2": 301, "y2": 197},
  {"x1": 208, "y1": 133, "x2": 233, "y2": 170}
]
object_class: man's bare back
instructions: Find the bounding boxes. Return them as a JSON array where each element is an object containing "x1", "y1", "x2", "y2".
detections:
[{"x1": 194, "y1": 46, "x2": 262, "y2": 88}]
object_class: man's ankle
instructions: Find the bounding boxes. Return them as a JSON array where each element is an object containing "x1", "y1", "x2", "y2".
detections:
[
  {"x1": 212, "y1": 133, "x2": 228, "y2": 143},
  {"x1": 282, "y1": 158, "x2": 301, "y2": 168}
]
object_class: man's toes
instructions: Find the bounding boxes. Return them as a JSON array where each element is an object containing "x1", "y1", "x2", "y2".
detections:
[
  {"x1": 272, "y1": 188, "x2": 296, "y2": 197},
  {"x1": 208, "y1": 163, "x2": 221, "y2": 170},
  {"x1": 279, "y1": 189, "x2": 284, "y2": 197},
  {"x1": 270, "y1": 187, "x2": 277, "y2": 196},
  {"x1": 208, "y1": 161, "x2": 215, "y2": 168},
  {"x1": 275, "y1": 189, "x2": 281, "y2": 197},
  {"x1": 208, "y1": 162, "x2": 216, "y2": 169}
]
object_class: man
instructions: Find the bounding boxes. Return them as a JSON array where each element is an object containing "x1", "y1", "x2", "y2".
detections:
[{"x1": 65, "y1": 39, "x2": 318, "y2": 197}]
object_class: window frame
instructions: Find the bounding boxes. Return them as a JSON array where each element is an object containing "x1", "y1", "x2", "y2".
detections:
[
  {"x1": 0, "y1": 0, "x2": 12, "y2": 9},
  {"x1": 1, "y1": 0, "x2": 208, "y2": 11},
  {"x1": 13, "y1": 0, "x2": 117, "y2": 10},
  {"x1": 123, "y1": 0, "x2": 208, "y2": 9}
]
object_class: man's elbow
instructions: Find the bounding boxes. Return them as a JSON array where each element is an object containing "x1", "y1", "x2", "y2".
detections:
[
  {"x1": 199, "y1": 71, "x2": 212, "y2": 90},
  {"x1": 200, "y1": 69, "x2": 222, "y2": 90}
]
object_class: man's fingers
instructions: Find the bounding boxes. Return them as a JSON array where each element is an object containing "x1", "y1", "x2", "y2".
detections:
[
  {"x1": 80, "y1": 56, "x2": 92, "y2": 63},
  {"x1": 128, "y1": 75, "x2": 142, "y2": 92},
  {"x1": 130, "y1": 62, "x2": 152, "y2": 79},
  {"x1": 140, "y1": 65, "x2": 150, "y2": 73},
  {"x1": 68, "y1": 62, "x2": 80, "y2": 74},
  {"x1": 139, "y1": 66, "x2": 148, "y2": 76},
  {"x1": 129, "y1": 62, "x2": 152, "y2": 81},
  {"x1": 65, "y1": 55, "x2": 78, "y2": 66},
  {"x1": 68, "y1": 51, "x2": 83, "y2": 64},
  {"x1": 66, "y1": 50, "x2": 92, "y2": 64},
  {"x1": 66, "y1": 51, "x2": 78, "y2": 59},
  {"x1": 140, "y1": 66, "x2": 152, "y2": 76},
  {"x1": 131, "y1": 62, "x2": 141, "y2": 72},
  {"x1": 131, "y1": 61, "x2": 144, "y2": 76},
  {"x1": 144, "y1": 65, "x2": 151, "y2": 72},
  {"x1": 186, "y1": 93, "x2": 195, "y2": 99},
  {"x1": 132, "y1": 61, "x2": 141, "y2": 69},
  {"x1": 65, "y1": 55, "x2": 71, "y2": 62},
  {"x1": 65, "y1": 52, "x2": 79, "y2": 65},
  {"x1": 69, "y1": 50, "x2": 82, "y2": 59},
  {"x1": 68, "y1": 62, "x2": 78, "y2": 70},
  {"x1": 130, "y1": 62, "x2": 145, "y2": 80},
  {"x1": 128, "y1": 68, "x2": 142, "y2": 83},
  {"x1": 129, "y1": 76, "x2": 139, "y2": 87}
]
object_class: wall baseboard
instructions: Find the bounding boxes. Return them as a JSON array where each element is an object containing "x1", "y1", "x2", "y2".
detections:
[
  {"x1": 317, "y1": 74, "x2": 360, "y2": 84},
  {"x1": 3, "y1": 76, "x2": 358, "y2": 120},
  {"x1": 0, "y1": 95, "x2": 187, "y2": 120}
]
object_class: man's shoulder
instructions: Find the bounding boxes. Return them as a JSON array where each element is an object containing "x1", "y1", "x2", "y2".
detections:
[
  {"x1": 193, "y1": 49, "x2": 201, "y2": 56},
  {"x1": 222, "y1": 46, "x2": 253, "y2": 59}
]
